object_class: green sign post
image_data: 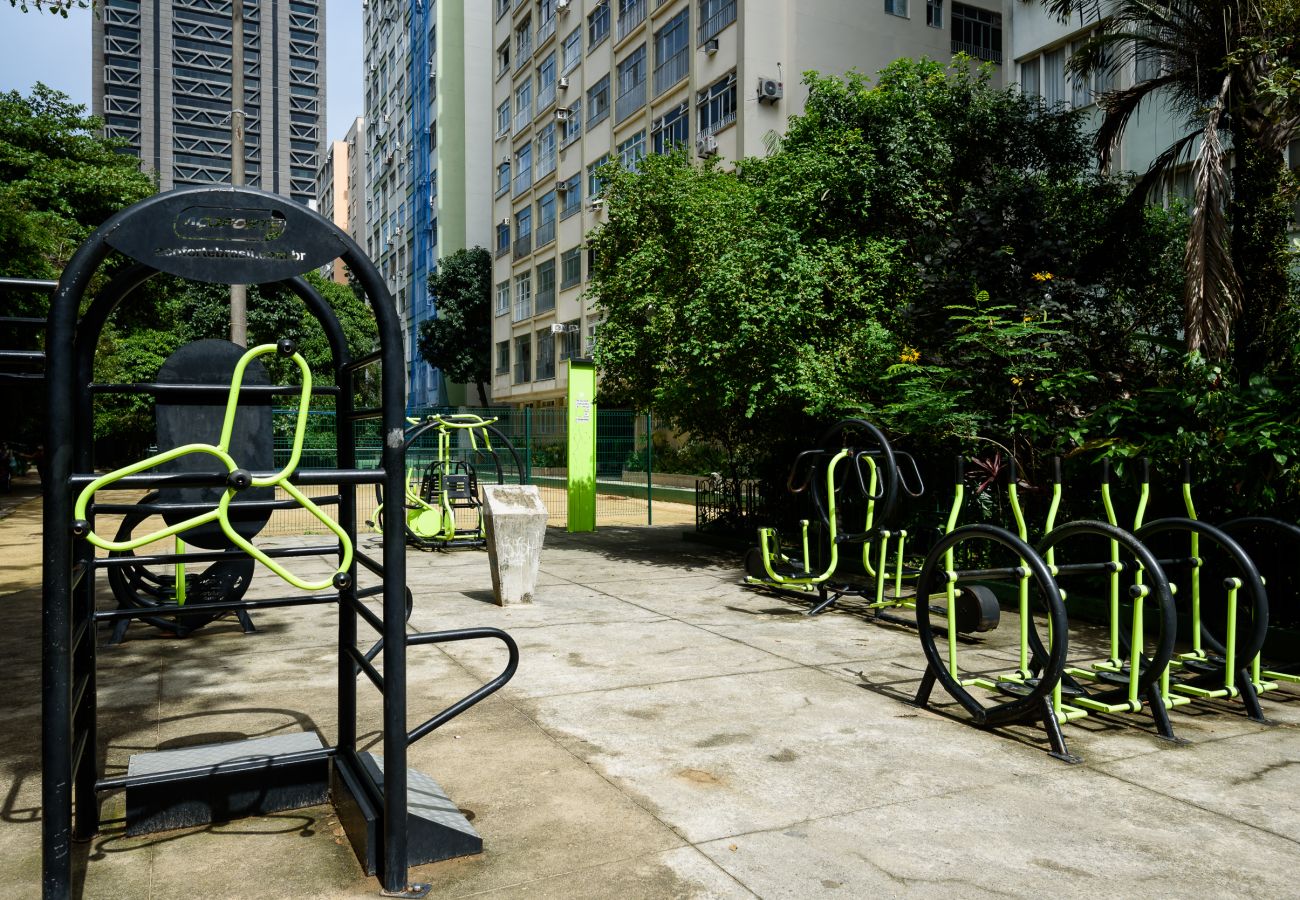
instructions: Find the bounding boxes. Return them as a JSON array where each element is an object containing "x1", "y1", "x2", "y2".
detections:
[{"x1": 566, "y1": 358, "x2": 597, "y2": 532}]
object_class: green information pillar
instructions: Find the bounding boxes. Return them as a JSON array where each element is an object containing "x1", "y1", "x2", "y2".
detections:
[{"x1": 566, "y1": 358, "x2": 597, "y2": 532}]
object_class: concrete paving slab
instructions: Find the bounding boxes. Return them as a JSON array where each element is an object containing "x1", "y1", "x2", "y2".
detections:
[
  {"x1": 693, "y1": 765, "x2": 1300, "y2": 899},
  {"x1": 437, "y1": 618, "x2": 797, "y2": 700},
  {"x1": 528, "y1": 665, "x2": 1052, "y2": 844}
]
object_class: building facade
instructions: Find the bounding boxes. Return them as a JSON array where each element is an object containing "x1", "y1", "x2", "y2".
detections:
[
  {"x1": 92, "y1": 0, "x2": 325, "y2": 206},
  {"x1": 363, "y1": 0, "x2": 493, "y2": 410},
  {"x1": 317, "y1": 136, "x2": 350, "y2": 284},
  {"x1": 489, "y1": 0, "x2": 1007, "y2": 409}
]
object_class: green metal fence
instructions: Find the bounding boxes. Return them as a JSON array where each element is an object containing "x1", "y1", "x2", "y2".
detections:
[{"x1": 263, "y1": 406, "x2": 694, "y2": 535}]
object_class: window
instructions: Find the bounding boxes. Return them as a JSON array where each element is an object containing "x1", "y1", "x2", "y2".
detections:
[
  {"x1": 497, "y1": 41, "x2": 511, "y2": 77},
  {"x1": 587, "y1": 74, "x2": 611, "y2": 127},
  {"x1": 514, "y1": 205, "x2": 533, "y2": 259},
  {"x1": 615, "y1": 44, "x2": 647, "y2": 123},
  {"x1": 1135, "y1": 29, "x2": 1162, "y2": 82},
  {"x1": 653, "y1": 9, "x2": 689, "y2": 97},
  {"x1": 1019, "y1": 56, "x2": 1040, "y2": 98},
  {"x1": 698, "y1": 0, "x2": 735, "y2": 43},
  {"x1": 951, "y1": 2, "x2": 1001, "y2": 64},
  {"x1": 514, "y1": 79, "x2": 533, "y2": 133},
  {"x1": 537, "y1": 52, "x2": 558, "y2": 111},
  {"x1": 514, "y1": 271, "x2": 533, "y2": 321},
  {"x1": 497, "y1": 0, "x2": 511, "y2": 18},
  {"x1": 617, "y1": 0, "x2": 647, "y2": 42},
  {"x1": 496, "y1": 158, "x2": 511, "y2": 196},
  {"x1": 560, "y1": 98, "x2": 583, "y2": 148},
  {"x1": 926, "y1": 0, "x2": 942, "y2": 27},
  {"x1": 558, "y1": 319, "x2": 581, "y2": 360},
  {"x1": 496, "y1": 98, "x2": 511, "y2": 136},
  {"x1": 536, "y1": 189, "x2": 557, "y2": 247},
  {"x1": 617, "y1": 130, "x2": 646, "y2": 170},
  {"x1": 1042, "y1": 47, "x2": 1064, "y2": 106},
  {"x1": 1070, "y1": 41, "x2": 1090, "y2": 107},
  {"x1": 587, "y1": 153, "x2": 610, "y2": 196},
  {"x1": 561, "y1": 26, "x2": 582, "y2": 73},
  {"x1": 536, "y1": 259, "x2": 556, "y2": 313},
  {"x1": 559, "y1": 172, "x2": 582, "y2": 218},
  {"x1": 496, "y1": 280, "x2": 511, "y2": 316},
  {"x1": 561, "y1": 247, "x2": 582, "y2": 288},
  {"x1": 536, "y1": 122, "x2": 557, "y2": 177},
  {"x1": 496, "y1": 340, "x2": 510, "y2": 374},
  {"x1": 538, "y1": 0, "x2": 558, "y2": 43},
  {"x1": 535, "y1": 326, "x2": 556, "y2": 379},
  {"x1": 515, "y1": 16, "x2": 533, "y2": 67},
  {"x1": 514, "y1": 142, "x2": 533, "y2": 194},
  {"x1": 884, "y1": 0, "x2": 908, "y2": 17},
  {"x1": 514, "y1": 333, "x2": 532, "y2": 382},
  {"x1": 652, "y1": 102, "x2": 689, "y2": 154},
  {"x1": 496, "y1": 221, "x2": 511, "y2": 257},
  {"x1": 588, "y1": 0, "x2": 610, "y2": 49},
  {"x1": 697, "y1": 72, "x2": 736, "y2": 136}
]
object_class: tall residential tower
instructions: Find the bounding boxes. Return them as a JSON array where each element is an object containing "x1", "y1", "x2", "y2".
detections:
[{"x1": 92, "y1": 0, "x2": 325, "y2": 206}]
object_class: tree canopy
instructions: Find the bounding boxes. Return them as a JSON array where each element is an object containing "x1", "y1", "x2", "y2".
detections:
[
  {"x1": 588, "y1": 60, "x2": 1186, "y2": 481},
  {"x1": 1058, "y1": 0, "x2": 1300, "y2": 377},
  {"x1": 418, "y1": 246, "x2": 492, "y2": 406}
]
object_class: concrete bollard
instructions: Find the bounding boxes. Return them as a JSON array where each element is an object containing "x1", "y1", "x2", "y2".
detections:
[{"x1": 481, "y1": 484, "x2": 548, "y2": 605}]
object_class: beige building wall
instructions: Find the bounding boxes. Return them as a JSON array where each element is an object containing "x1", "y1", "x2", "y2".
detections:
[
  {"x1": 344, "y1": 117, "x2": 366, "y2": 251},
  {"x1": 316, "y1": 139, "x2": 350, "y2": 284},
  {"x1": 490, "y1": 0, "x2": 1007, "y2": 409}
]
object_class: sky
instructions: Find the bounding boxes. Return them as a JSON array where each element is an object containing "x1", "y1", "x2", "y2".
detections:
[{"x1": 0, "y1": 0, "x2": 364, "y2": 139}]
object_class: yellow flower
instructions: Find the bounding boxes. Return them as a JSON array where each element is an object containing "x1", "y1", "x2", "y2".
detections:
[
  {"x1": 1031, "y1": 272, "x2": 1054, "y2": 282},
  {"x1": 899, "y1": 346, "x2": 920, "y2": 364},
  {"x1": 1011, "y1": 376, "x2": 1024, "y2": 387}
]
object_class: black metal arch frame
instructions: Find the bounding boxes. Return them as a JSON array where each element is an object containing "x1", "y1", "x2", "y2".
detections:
[{"x1": 41, "y1": 186, "x2": 508, "y2": 899}]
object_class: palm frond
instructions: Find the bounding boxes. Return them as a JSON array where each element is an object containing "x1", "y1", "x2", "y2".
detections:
[
  {"x1": 1183, "y1": 84, "x2": 1240, "y2": 359},
  {"x1": 1094, "y1": 73, "x2": 1182, "y2": 170}
]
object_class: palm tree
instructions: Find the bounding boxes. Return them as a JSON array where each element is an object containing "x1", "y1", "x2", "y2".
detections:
[{"x1": 1051, "y1": 0, "x2": 1300, "y2": 375}]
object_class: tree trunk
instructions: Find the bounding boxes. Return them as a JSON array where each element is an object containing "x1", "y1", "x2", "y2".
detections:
[
  {"x1": 1230, "y1": 128, "x2": 1291, "y2": 380},
  {"x1": 476, "y1": 379, "x2": 489, "y2": 407}
]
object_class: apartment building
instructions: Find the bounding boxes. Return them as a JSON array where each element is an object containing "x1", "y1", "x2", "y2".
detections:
[
  {"x1": 490, "y1": 0, "x2": 1007, "y2": 409},
  {"x1": 317, "y1": 136, "x2": 350, "y2": 284},
  {"x1": 92, "y1": 0, "x2": 324, "y2": 205},
  {"x1": 363, "y1": 0, "x2": 492, "y2": 409}
]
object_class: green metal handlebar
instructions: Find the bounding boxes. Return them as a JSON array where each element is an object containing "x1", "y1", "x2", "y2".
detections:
[{"x1": 73, "y1": 342, "x2": 353, "y2": 593}]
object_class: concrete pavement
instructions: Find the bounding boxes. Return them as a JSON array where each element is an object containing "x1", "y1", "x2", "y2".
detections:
[{"x1": 2, "y1": 492, "x2": 1298, "y2": 898}]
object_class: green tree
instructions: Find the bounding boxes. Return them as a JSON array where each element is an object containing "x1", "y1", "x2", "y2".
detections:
[
  {"x1": 417, "y1": 246, "x2": 492, "y2": 406},
  {"x1": 588, "y1": 61, "x2": 1187, "y2": 480},
  {"x1": 5, "y1": 1, "x2": 86, "y2": 13},
  {"x1": 0, "y1": 83, "x2": 155, "y2": 294},
  {"x1": 1056, "y1": 0, "x2": 1300, "y2": 375}
]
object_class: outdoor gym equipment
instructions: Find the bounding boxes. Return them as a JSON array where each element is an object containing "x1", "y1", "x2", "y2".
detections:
[
  {"x1": 371, "y1": 413, "x2": 523, "y2": 550},
  {"x1": 744, "y1": 419, "x2": 1001, "y2": 634},
  {"x1": 42, "y1": 186, "x2": 518, "y2": 899}
]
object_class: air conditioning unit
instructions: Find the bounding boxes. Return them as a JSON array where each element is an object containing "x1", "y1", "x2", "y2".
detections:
[
  {"x1": 557, "y1": 0, "x2": 571, "y2": 11},
  {"x1": 703, "y1": 37, "x2": 719, "y2": 55},
  {"x1": 558, "y1": 75, "x2": 570, "y2": 91},
  {"x1": 384, "y1": 151, "x2": 395, "y2": 166},
  {"x1": 554, "y1": 106, "x2": 571, "y2": 122},
  {"x1": 757, "y1": 78, "x2": 783, "y2": 103},
  {"x1": 588, "y1": 198, "x2": 605, "y2": 212},
  {"x1": 555, "y1": 180, "x2": 570, "y2": 193},
  {"x1": 550, "y1": 323, "x2": 567, "y2": 334},
  {"x1": 696, "y1": 133, "x2": 718, "y2": 158}
]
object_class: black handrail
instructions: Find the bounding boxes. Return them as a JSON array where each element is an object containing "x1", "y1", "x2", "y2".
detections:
[{"x1": 406, "y1": 627, "x2": 519, "y2": 745}]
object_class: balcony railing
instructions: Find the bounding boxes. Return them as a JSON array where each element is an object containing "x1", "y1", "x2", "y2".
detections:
[
  {"x1": 536, "y1": 150, "x2": 557, "y2": 179},
  {"x1": 513, "y1": 169, "x2": 532, "y2": 195},
  {"x1": 514, "y1": 233, "x2": 533, "y2": 260},
  {"x1": 617, "y1": 0, "x2": 647, "y2": 41},
  {"x1": 535, "y1": 219, "x2": 556, "y2": 248},
  {"x1": 537, "y1": 82, "x2": 557, "y2": 112},
  {"x1": 538, "y1": 14, "x2": 557, "y2": 45},
  {"x1": 513, "y1": 296, "x2": 532, "y2": 322},
  {"x1": 495, "y1": 243, "x2": 510, "y2": 259},
  {"x1": 514, "y1": 361, "x2": 531, "y2": 383},
  {"x1": 952, "y1": 40, "x2": 1002, "y2": 64},
  {"x1": 698, "y1": 0, "x2": 735, "y2": 43},
  {"x1": 536, "y1": 356, "x2": 556, "y2": 379},
  {"x1": 515, "y1": 39, "x2": 532, "y2": 69},
  {"x1": 653, "y1": 49, "x2": 688, "y2": 97},
  {"x1": 615, "y1": 81, "x2": 646, "y2": 124},
  {"x1": 514, "y1": 105, "x2": 531, "y2": 135}
]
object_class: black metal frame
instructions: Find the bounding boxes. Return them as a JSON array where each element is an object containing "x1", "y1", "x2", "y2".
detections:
[{"x1": 41, "y1": 186, "x2": 511, "y2": 898}]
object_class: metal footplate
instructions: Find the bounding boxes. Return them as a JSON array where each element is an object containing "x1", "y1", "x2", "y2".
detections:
[
  {"x1": 124, "y1": 731, "x2": 330, "y2": 835},
  {"x1": 333, "y1": 751, "x2": 482, "y2": 883}
]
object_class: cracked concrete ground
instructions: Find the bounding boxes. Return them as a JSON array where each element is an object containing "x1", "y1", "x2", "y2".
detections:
[{"x1": 2, "y1": 485, "x2": 1299, "y2": 898}]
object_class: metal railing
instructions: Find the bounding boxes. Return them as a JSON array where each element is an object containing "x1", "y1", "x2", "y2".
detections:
[
  {"x1": 615, "y1": 80, "x2": 646, "y2": 124},
  {"x1": 535, "y1": 219, "x2": 556, "y2": 247},
  {"x1": 513, "y1": 232, "x2": 533, "y2": 260},
  {"x1": 653, "y1": 49, "x2": 688, "y2": 97},
  {"x1": 952, "y1": 40, "x2": 1002, "y2": 64},
  {"x1": 617, "y1": 0, "x2": 647, "y2": 41},
  {"x1": 698, "y1": 0, "x2": 735, "y2": 43}
]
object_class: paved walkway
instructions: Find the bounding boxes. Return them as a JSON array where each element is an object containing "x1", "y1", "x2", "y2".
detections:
[{"x1": 2, "y1": 490, "x2": 1298, "y2": 898}]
